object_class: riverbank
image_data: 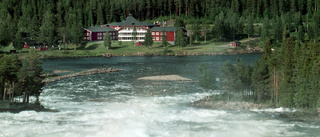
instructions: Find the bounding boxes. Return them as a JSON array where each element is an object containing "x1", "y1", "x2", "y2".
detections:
[
  {"x1": 0, "y1": 101, "x2": 57, "y2": 113},
  {"x1": 3, "y1": 39, "x2": 262, "y2": 59},
  {"x1": 192, "y1": 96, "x2": 320, "y2": 123},
  {"x1": 43, "y1": 68, "x2": 123, "y2": 83}
]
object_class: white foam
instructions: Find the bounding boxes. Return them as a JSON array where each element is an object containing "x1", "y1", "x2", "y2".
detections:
[{"x1": 251, "y1": 107, "x2": 298, "y2": 113}]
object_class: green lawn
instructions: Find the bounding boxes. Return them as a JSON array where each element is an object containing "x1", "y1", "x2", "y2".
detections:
[{"x1": 1, "y1": 40, "x2": 237, "y2": 58}]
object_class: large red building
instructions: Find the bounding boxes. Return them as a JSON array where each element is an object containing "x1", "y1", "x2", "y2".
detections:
[
  {"x1": 150, "y1": 27, "x2": 187, "y2": 42},
  {"x1": 84, "y1": 27, "x2": 118, "y2": 41},
  {"x1": 84, "y1": 14, "x2": 187, "y2": 44}
]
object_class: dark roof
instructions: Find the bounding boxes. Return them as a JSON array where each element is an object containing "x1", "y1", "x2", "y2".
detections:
[
  {"x1": 150, "y1": 27, "x2": 177, "y2": 32},
  {"x1": 107, "y1": 14, "x2": 157, "y2": 27},
  {"x1": 120, "y1": 14, "x2": 143, "y2": 26},
  {"x1": 85, "y1": 27, "x2": 117, "y2": 32},
  {"x1": 25, "y1": 40, "x2": 42, "y2": 46},
  {"x1": 105, "y1": 22, "x2": 122, "y2": 26}
]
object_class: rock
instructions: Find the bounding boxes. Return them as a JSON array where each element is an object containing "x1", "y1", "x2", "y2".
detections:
[
  {"x1": 192, "y1": 99, "x2": 269, "y2": 111},
  {"x1": 137, "y1": 75, "x2": 192, "y2": 81},
  {"x1": 43, "y1": 68, "x2": 123, "y2": 83},
  {"x1": 102, "y1": 53, "x2": 112, "y2": 58}
]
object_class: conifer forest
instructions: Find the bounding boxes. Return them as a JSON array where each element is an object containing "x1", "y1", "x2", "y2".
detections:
[{"x1": 0, "y1": 0, "x2": 319, "y2": 109}]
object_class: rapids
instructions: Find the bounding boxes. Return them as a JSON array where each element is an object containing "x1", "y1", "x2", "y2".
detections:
[{"x1": 1, "y1": 55, "x2": 319, "y2": 137}]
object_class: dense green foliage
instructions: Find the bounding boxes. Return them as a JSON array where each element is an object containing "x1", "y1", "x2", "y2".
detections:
[
  {"x1": 143, "y1": 28, "x2": 153, "y2": 47},
  {"x1": 174, "y1": 28, "x2": 187, "y2": 47},
  {"x1": 1, "y1": 0, "x2": 320, "y2": 48},
  {"x1": 104, "y1": 32, "x2": 112, "y2": 49},
  {"x1": 161, "y1": 29, "x2": 167, "y2": 47},
  {"x1": 208, "y1": 38, "x2": 320, "y2": 108},
  {"x1": 198, "y1": 64, "x2": 217, "y2": 90},
  {"x1": 0, "y1": 50, "x2": 44, "y2": 103}
]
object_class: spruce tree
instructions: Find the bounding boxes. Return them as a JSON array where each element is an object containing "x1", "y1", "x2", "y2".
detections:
[
  {"x1": 245, "y1": 15, "x2": 254, "y2": 39},
  {"x1": 161, "y1": 28, "x2": 167, "y2": 47},
  {"x1": 198, "y1": 64, "x2": 217, "y2": 90},
  {"x1": 13, "y1": 31, "x2": 24, "y2": 51},
  {"x1": 104, "y1": 31, "x2": 112, "y2": 50},
  {"x1": 17, "y1": 50, "x2": 44, "y2": 103},
  {"x1": 175, "y1": 28, "x2": 186, "y2": 47},
  {"x1": 132, "y1": 25, "x2": 137, "y2": 42},
  {"x1": 143, "y1": 28, "x2": 153, "y2": 48},
  {"x1": 39, "y1": 10, "x2": 55, "y2": 46}
]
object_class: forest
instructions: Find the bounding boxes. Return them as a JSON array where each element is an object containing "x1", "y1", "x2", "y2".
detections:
[
  {"x1": 0, "y1": 50, "x2": 45, "y2": 104},
  {"x1": 0, "y1": 0, "x2": 319, "y2": 108},
  {"x1": 0, "y1": 0, "x2": 320, "y2": 48}
]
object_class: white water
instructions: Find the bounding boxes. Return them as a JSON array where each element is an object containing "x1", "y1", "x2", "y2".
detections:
[
  {"x1": 1, "y1": 56, "x2": 319, "y2": 137},
  {"x1": 1, "y1": 82, "x2": 318, "y2": 137}
]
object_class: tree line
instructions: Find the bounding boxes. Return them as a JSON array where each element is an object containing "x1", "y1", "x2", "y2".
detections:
[
  {"x1": 1, "y1": 0, "x2": 320, "y2": 49},
  {"x1": 199, "y1": 28, "x2": 320, "y2": 108},
  {"x1": 0, "y1": 50, "x2": 45, "y2": 103}
]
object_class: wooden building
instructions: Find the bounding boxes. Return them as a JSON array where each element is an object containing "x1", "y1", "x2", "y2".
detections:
[
  {"x1": 150, "y1": 27, "x2": 187, "y2": 42},
  {"x1": 83, "y1": 27, "x2": 118, "y2": 41},
  {"x1": 84, "y1": 14, "x2": 187, "y2": 43}
]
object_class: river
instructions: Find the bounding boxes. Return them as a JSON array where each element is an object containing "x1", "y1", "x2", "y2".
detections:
[{"x1": 1, "y1": 55, "x2": 319, "y2": 137}]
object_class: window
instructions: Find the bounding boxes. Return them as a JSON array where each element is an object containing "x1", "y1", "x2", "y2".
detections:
[
  {"x1": 98, "y1": 37, "x2": 102, "y2": 40},
  {"x1": 103, "y1": 33, "x2": 106, "y2": 36},
  {"x1": 152, "y1": 32, "x2": 155, "y2": 35},
  {"x1": 156, "y1": 32, "x2": 159, "y2": 35},
  {"x1": 153, "y1": 37, "x2": 155, "y2": 40},
  {"x1": 86, "y1": 33, "x2": 90, "y2": 36},
  {"x1": 156, "y1": 37, "x2": 159, "y2": 40},
  {"x1": 98, "y1": 33, "x2": 102, "y2": 36},
  {"x1": 113, "y1": 36, "x2": 115, "y2": 39},
  {"x1": 83, "y1": 37, "x2": 87, "y2": 40}
]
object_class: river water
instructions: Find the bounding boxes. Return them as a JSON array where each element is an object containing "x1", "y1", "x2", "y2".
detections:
[{"x1": 1, "y1": 55, "x2": 320, "y2": 137}]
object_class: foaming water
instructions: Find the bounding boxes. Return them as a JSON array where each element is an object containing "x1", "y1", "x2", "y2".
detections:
[{"x1": 1, "y1": 56, "x2": 319, "y2": 137}]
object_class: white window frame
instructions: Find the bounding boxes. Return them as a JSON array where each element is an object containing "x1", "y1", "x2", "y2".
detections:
[
  {"x1": 156, "y1": 32, "x2": 159, "y2": 35},
  {"x1": 152, "y1": 32, "x2": 155, "y2": 35}
]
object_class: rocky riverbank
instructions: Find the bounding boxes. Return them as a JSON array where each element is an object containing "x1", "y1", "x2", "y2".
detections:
[
  {"x1": 102, "y1": 49, "x2": 262, "y2": 57},
  {"x1": 0, "y1": 101, "x2": 58, "y2": 113},
  {"x1": 192, "y1": 97, "x2": 269, "y2": 111},
  {"x1": 138, "y1": 75, "x2": 192, "y2": 81},
  {"x1": 192, "y1": 96, "x2": 320, "y2": 122},
  {"x1": 43, "y1": 68, "x2": 123, "y2": 83}
]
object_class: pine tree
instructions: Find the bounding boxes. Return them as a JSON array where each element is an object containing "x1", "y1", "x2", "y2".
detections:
[
  {"x1": 17, "y1": 50, "x2": 44, "y2": 103},
  {"x1": 198, "y1": 64, "x2": 217, "y2": 90},
  {"x1": 273, "y1": 16, "x2": 283, "y2": 43},
  {"x1": 13, "y1": 31, "x2": 24, "y2": 51},
  {"x1": 104, "y1": 31, "x2": 112, "y2": 50},
  {"x1": 0, "y1": 55, "x2": 22, "y2": 101},
  {"x1": 245, "y1": 15, "x2": 254, "y2": 39},
  {"x1": 39, "y1": 10, "x2": 55, "y2": 46},
  {"x1": 132, "y1": 25, "x2": 137, "y2": 43},
  {"x1": 202, "y1": 19, "x2": 210, "y2": 42},
  {"x1": 175, "y1": 28, "x2": 186, "y2": 47},
  {"x1": 143, "y1": 28, "x2": 153, "y2": 48},
  {"x1": 278, "y1": 27, "x2": 295, "y2": 107},
  {"x1": 161, "y1": 28, "x2": 167, "y2": 47}
]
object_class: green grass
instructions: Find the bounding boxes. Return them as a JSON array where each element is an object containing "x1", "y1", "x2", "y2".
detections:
[{"x1": 1, "y1": 40, "x2": 239, "y2": 58}]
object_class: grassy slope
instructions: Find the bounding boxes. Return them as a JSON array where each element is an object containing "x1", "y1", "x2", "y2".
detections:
[{"x1": 1, "y1": 39, "x2": 257, "y2": 58}]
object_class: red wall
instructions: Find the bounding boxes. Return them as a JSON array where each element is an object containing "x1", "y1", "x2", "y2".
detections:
[
  {"x1": 85, "y1": 31, "x2": 118, "y2": 41},
  {"x1": 151, "y1": 31, "x2": 176, "y2": 42},
  {"x1": 84, "y1": 30, "x2": 91, "y2": 41},
  {"x1": 166, "y1": 32, "x2": 175, "y2": 41}
]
